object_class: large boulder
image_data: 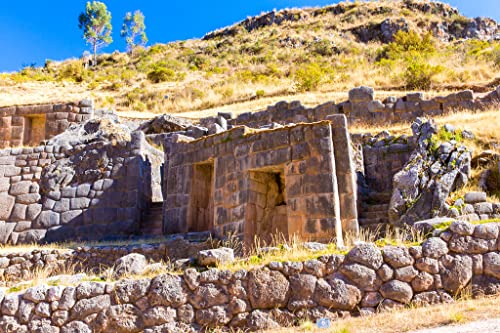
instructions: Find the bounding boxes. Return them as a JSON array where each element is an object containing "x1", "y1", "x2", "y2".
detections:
[
  {"x1": 113, "y1": 254, "x2": 148, "y2": 278},
  {"x1": 389, "y1": 119, "x2": 471, "y2": 225}
]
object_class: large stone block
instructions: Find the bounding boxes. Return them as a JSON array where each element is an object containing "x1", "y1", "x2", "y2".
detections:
[{"x1": 0, "y1": 193, "x2": 15, "y2": 219}]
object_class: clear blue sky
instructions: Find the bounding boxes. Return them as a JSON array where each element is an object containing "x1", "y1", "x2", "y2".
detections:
[{"x1": 0, "y1": 1, "x2": 498, "y2": 72}]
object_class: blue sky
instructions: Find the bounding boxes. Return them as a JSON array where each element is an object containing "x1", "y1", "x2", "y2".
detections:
[{"x1": 0, "y1": 1, "x2": 498, "y2": 72}]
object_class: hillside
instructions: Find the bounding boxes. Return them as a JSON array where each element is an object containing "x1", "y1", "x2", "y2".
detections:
[{"x1": 1, "y1": 0, "x2": 499, "y2": 117}]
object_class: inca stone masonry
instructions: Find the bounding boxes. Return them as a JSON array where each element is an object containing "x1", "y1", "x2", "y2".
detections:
[{"x1": 0, "y1": 86, "x2": 499, "y2": 245}]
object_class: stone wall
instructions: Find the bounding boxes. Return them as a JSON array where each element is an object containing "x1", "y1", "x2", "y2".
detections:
[
  {"x1": 0, "y1": 236, "x2": 212, "y2": 286},
  {"x1": 361, "y1": 134, "x2": 416, "y2": 194},
  {"x1": 0, "y1": 100, "x2": 93, "y2": 148},
  {"x1": 0, "y1": 132, "x2": 160, "y2": 245},
  {"x1": 163, "y1": 119, "x2": 357, "y2": 244},
  {"x1": 0, "y1": 221, "x2": 498, "y2": 332},
  {"x1": 207, "y1": 86, "x2": 500, "y2": 129}
]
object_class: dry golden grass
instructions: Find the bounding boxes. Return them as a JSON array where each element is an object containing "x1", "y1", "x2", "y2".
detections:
[{"x1": 262, "y1": 295, "x2": 500, "y2": 333}]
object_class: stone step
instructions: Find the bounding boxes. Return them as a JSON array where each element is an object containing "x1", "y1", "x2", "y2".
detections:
[
  {"x1": 359, "y1": 211, "x2": 389, "y2": 220},
  {"x1": 142, "y1": 227, "x2": 163, "y2": 235},
  {"x1": 359, "y1": 217, "x2": 390, "y2": 226},
  {"x1": 367, "y1": 192, "x2": 392, "y2": 204},
  {"x1": 363, "y1": 204, "x2": 389, "y2": 213}
]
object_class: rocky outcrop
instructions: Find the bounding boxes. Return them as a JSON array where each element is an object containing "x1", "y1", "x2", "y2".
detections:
[
  {"x1": 389, "y1": 119, "x2": 471, "y2": 225},
  {"x1": 0, "y1": 221, "x2": 499, "y2": 332},
  {"x1": 138, "y1": 114, "x2": 192, "y2": 135}
]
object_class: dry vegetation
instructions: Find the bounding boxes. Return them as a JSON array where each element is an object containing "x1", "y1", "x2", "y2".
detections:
[
  {"x1": 263, "y1": 295, "x2": 500, "y2": 333},
  {"x1": 1, "y1": 1, "x2": 499, "y2": 116}
]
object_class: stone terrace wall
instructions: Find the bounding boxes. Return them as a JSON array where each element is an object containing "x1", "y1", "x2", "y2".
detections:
[
  {"x1": 0, "y1": 132, "x2": 159, "y2": 245},
  {"x1": 163, "y1": 119, "x2": 357, "y2": 244},
  {"x1": 0, "y1": 100, "x2": 93, "y2": 148},
  {"x1": 212, "y1": 86, "x2": 500, "y2": 129},
  {"x1": 0, "y1": 221, "x2": 498, "y2": 332},
  {"x1": 0, "y1": 237, "x2": 212, "y2": 286}
]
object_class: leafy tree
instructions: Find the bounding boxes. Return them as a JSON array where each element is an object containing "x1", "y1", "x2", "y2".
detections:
[
  {"x1": 78, "y1": 1, "x2": 113, "y2": 67},
  {"x1": 121, "y1": 10, "x2": 148, "y2": 53}
]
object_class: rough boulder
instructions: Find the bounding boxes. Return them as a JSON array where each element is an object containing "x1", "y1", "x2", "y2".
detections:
[{"x1": 388, "y1": 118, "x2": 471, "y2": 225}]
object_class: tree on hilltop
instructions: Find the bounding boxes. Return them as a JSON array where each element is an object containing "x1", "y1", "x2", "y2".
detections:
[
  {"x1": 78, "y1": 1, "x2": 113, "y2": 67},
  {"x1": 121, "y1": 10, "x2": 148, "y2": 54}
]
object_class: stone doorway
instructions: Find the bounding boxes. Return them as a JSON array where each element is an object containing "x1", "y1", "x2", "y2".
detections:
[
  {"x1": 23, "y1": 115, "x2": 46, "y2": 146},
  {"x1": 188, "y1": 162, "x2": 215, "y2": 232},
  {"x1": 246, "y1": 168, "x2": 288, "y2": 245}
]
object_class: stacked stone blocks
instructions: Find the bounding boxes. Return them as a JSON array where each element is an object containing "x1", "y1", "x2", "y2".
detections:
[
  {"x1": 0, "y1": 100, "x2": 92, "y2": 149},
  {"x1": 164, "y1": 120, "x2": 357, "y2": 244},
  {"x1": 0, "y1": 221, "x2": 498, "y2": 332}
]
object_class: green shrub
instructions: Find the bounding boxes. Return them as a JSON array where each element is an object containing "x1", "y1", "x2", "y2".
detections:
[
  {"x1": 381, "y1": 30, "x2": 436, "y2": 60},
  {"x1": 147, "y1": 63, "x2": 184, "y2": 83},
  {"x1": 58, "y1": 60, "x2": 90, "y2": 82},
  {"x1": 256, "y1": 89, "x2": 265, "y2": 98},
  {"x1": 294, "y1": 63, "x2": 323, "y2": 92},
  {"x1": 403, "y1": 58, "x2": 442, "y2": 90},
  {"x1": 312, "y1": 40, "x2": 335, "y2": 57}
]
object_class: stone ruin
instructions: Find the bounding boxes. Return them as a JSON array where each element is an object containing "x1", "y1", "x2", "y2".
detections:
[
  {"x1": 0, "y1": 86, "x2": 499, "y2": 246},
  {"x1": 0, "y1": 87, "x2": 499, "y2": 332}
]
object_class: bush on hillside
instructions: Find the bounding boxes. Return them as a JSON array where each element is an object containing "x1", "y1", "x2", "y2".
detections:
[
  {"x1": 294, "y1": 62, "x2": 324, "y2": 92},
  {"x1": 381, "y1": 30, "x2": 436, "y2": 60},
  {"x1": 147, "y1": 63, "x2": 185, "y2": 83},
  {"x1": 403, "y1": 57, "x2": 443, "y2": 90}
]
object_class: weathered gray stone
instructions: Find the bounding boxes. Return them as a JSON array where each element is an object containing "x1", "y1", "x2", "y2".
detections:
[
  {"x1": 411, "y1": 272, "x2": 434, "y2": 292},
  {"x1": 189, "y1": 283, "x2": 229, "y2": 310},
  {"x1": 0, "y1": 193, "x2": 15, "y2": 220},
  {"x1": 197, "y1": 247, "x2": 234, "y2": 266},
  {"x1": 75, "y1": 282, "x2": 105, "y2": 299},
  {"x1": 195, "y1": 305, "x2": 231, "y2": 327},
  {"x1": 382, "y1": 246, "x2": 414, "y2": 268},
  {"x1": 313, "y1": 278, "x2": 361, "y2": 310},
  {"x1": 113, "y1": 279, "x2": 150, "y2": 304},
  {"x1": 450, "y1": 221, "x2": 475, "y2": 236},
  {"x1": 113, "y1": 253, "x2": 148, "y2": 278},
  {"x1": 339, "y1": 263, "x2": 377, "y2": 290},
  {"x1": 464, "y1": 192, "x2": 487, "y2": 204},
  {"x1": 61, "y1": 321, "x2": 91, "y2": 333},
  {"x1": 440, "y1": 254, "x2": 473, "y2": 294},
  {"x1": 473, "y1": 224, "x2": 499, "y2": 240},
  {"x1": 345, "y1": 243, "x2": 383, "y2": 270},
  {"x1": 148, "y1": 274, "x2": 187, "y2": 307},
  {"x1": 71, "y1": 294, "x2": 111, "y2": 320},
  {"x1": 483, "y1": 252, "x2": 500, "y2": 279},
  {"x1": 422, "y1": 237, "x2": 448, "y2": 259},
  {"x1": 144, "y1": 306, "x2": 177, "y2": 327},
  {"x1": 248, "y1": 269, "x2": 290, "y2": 309},
  {"x1": 380, "y1": 280, "x2": 413, "y2": 304},
  {"x1": 416, "y1": 257, "x2": 439, "y2": 274}
]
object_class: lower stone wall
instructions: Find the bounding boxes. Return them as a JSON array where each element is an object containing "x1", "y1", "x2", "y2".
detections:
[
  {"x1": 0, "y1": 221, "x2": 498, "y2": 332},
  {"x1": 0, "y1": 237, "x2": 212, "y2": 286}
]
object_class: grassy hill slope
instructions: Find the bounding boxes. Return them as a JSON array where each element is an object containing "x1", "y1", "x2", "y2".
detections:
[{"x1": 1, "y1": 0, "x2": 499, "y2": 116}]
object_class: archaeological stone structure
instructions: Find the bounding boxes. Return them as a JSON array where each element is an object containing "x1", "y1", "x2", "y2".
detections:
[
  {"x1": 0, "y1": 86, "x2": 499, "y2": 246},
  {"x1": 0, "y1": 220, "x2": 499, "y2": 332},
  {"x1": 163, "y1": 117, "x2": 357, "y2": 245},
  {"x1": 0, "y1": 100, "x2": 93, "y2": 149}
]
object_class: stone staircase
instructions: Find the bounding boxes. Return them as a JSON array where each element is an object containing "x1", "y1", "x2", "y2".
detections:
[
  {"x1": 358, "y1": 192, "x2": 391, "y2": 231},
  {"x1": 140, "y1": 202, "x2": 164, "y2": 236}
]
